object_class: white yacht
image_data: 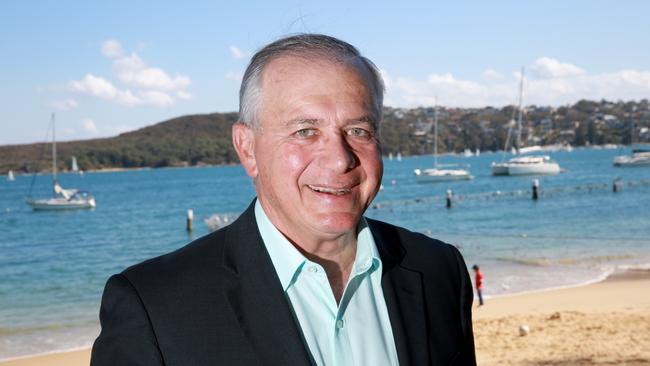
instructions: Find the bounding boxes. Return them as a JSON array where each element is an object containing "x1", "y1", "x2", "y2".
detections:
[
  {"x1": 491, "y1": 68, "x2": 561, "y2": 176},
  {"x1": 613, "y1": 149, "x2": 650, "y2": 167},
  {"x1": 26, "y1": 114, "x2": 96, "y2": 210},
  {"x1": 492, "y1": 155, "x2": 560, "y2": 176},
  {"x1": 415, "y1": 99, "x2": 472, "y2": 183}
]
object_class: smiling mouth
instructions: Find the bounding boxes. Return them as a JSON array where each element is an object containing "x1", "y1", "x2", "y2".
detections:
[{"x1": 308, "y1": 185, "x2": 352, "y2": 196}]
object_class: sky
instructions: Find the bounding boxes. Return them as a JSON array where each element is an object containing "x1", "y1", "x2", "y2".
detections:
[{"x1": 1, "y1": 0, "x2": 649, "y2": 145}]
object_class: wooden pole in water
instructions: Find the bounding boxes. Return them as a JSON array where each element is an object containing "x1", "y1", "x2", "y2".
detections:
[
  {"x1": 446, "y1": 189, "x2": 452, "y2": 208},
  {"x1": 187, "y1": 209, "x2": 194, "y2": 232},
  {"x1": 532, "y1": 179, "x2": 539, "y2": 200},
  {"x1": 613, "y1": 179, "x2": 621, "y2": 193}
]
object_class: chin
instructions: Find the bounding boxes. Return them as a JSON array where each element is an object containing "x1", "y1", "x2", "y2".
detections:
[{"x1": 312, "y1": 212, "x2": 362, "y2": 235}]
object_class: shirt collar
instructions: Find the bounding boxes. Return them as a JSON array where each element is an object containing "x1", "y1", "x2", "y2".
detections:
[
  {"x1": 255, "y1": 200, "x2": 306, "y2": 291},
  {"x1": 254, "y1": 200, "x2": 383, "y2": 291},
  {"x1": 352, "y1": 218, "x2": 382, "y2": 277}
]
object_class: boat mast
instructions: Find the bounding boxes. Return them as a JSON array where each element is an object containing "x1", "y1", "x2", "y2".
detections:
[
  {"x1": 515, "y1": 67, "x2": 524, "y2": 152},
  {"x1": 433, "y1": 97, "x2": 438, "y2": 168},
  {"x1": 51, "y1": 113, "x2": 57, "y2": 191}
]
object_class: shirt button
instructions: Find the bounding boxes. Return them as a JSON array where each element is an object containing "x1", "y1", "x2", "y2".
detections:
[
  {"x1": 336, "y1": 319, "x2": 344, "y2": 329},
  {"x1": 308, "y1": 266, "x2": 318, "y2": 273}
]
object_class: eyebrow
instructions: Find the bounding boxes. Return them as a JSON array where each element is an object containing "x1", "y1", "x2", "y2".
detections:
[
  {"x1": 353, "y1": 116, "x2": 376, "y2": 126},
  {"x1": 283, "y1": 118, "x2": 320, "y2": 128},
  {"x1": 283, "y1": 116, "x2": 377, "y2": 128}
]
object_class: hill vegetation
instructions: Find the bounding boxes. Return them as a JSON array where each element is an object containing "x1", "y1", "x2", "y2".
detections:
[{"x1": 1, "y1": 99, "x2": 649, "y2": 174}]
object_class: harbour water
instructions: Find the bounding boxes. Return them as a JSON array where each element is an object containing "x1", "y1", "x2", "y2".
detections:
[{"x1": 1, "y1": 146, "x2": 649, "y2": 360}]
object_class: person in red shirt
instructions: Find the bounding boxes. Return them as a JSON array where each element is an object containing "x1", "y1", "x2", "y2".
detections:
[{"x1": 472, "y1": 264, "x2": 484, "y2": 306}]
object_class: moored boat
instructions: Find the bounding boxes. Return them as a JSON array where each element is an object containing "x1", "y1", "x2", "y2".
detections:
[
  {"x1": 26, "y1": 114, "x2": 96, "y2": 210},
  {"x1": 494, "y1": 155, "x2": 561, "y2": 176},
  {"x1": 613, "y1": 149, "x2": 650, "y2": 167},
  {"x1": 414, "y1": 99, "x2": 472, "y2": 182}
]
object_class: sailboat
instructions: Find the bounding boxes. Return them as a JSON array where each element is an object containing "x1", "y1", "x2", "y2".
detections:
[
  {"x1": 71, "y1": 156, "x2": 84, "y2": 175},
  {"x1": 613, "y1": 124, "x2": 650, "y2": 166},
  {"x1": 491, "y1": 68, "x2": 560, "y2": 176},
  {"x1": 414, "y1": 100, "x2": 472, "y2": 182},
  {"x1": 7, "y1": 170, "x2": 15, "y2": 181},
  {"x1": 26, "y1": 114, "x2": 96, "y2": 210},
  {"x1": 71, "y1": 156, "x2": 79, "y2": 172}
]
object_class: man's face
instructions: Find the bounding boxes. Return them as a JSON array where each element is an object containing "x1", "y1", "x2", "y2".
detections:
[{"x1": 234, "y1": 56, "x2": 383, "y2": 242}]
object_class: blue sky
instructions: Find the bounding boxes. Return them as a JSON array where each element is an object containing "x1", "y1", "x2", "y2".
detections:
[{"x1": 1, "y1": 0, "x2": 649, "y2": 145}]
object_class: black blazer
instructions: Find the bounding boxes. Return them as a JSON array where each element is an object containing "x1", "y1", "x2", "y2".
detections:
[{"x1": 91, "y1": 201, "x2": 476, "y2": 366}]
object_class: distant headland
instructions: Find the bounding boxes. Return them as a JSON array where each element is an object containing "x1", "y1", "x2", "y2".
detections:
[{"x1": 1, "y1": 99, "x2": 649, "y2": 174}]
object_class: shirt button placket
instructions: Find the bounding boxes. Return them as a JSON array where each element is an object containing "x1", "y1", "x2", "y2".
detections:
[{"x1": 335, "y1": 318, "x2": 344, "y2": 330}]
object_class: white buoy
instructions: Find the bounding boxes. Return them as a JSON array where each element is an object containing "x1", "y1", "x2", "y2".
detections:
[
  {"x1": 187, "y1": 209, "x2": 194, "y2": 232},
  {"x1": 519, "y1": 324, "x2": 530, "y2": 336}
]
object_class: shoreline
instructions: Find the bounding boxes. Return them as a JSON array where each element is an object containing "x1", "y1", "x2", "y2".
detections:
[
  {"x1": 473, "y1": 269, "x2": 650, "y2": 365},
  {"x1": 480, "y1": 265, "x2": 628, "y2": 302},
  {"x1": 2, "y1": 268, "x2": 649, "y2": 365},
  {"x1": 474, "y1": 268, "x2": 650, "y2": 319}
]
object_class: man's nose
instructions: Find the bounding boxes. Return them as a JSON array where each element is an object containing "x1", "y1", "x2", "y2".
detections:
[{"x1": 319, "y1": 133, "x2": 357, "y2": 173}]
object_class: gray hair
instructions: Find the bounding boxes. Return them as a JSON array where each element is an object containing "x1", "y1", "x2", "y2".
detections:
[{"x1": 238, "y1": 34, "x2": 385, "y2": 129}]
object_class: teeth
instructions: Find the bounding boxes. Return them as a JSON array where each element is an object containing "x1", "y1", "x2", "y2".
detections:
[{"x1": 308, "y1": 185, "x2": 351, "y2": 195}]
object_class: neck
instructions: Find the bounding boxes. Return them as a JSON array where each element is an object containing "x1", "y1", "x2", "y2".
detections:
[
  {"x1": 291, "y1": 232, "x2": 357, "y2": 304},
  {"x1": 258, "y1": 199, "x2": 360, "y2": 303}
]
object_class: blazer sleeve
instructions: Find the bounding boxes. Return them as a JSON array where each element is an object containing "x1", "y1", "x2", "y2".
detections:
[
  {"x1": 452, "y1": 246, "x2": 477, "y2": 366},
  {"x1": 91, "y1": 274, "x2": 165, "y2": 366}
]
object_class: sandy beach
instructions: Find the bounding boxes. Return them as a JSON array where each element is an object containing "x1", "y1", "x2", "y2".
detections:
[
  {"x1": 2, "y1": 270, "x2": 649, "y2": 366},
  {"x1": 474, "y1": 269, "x2": 650, "y2": 365}
]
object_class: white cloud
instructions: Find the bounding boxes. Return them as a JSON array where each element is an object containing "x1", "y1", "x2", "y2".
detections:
[
  {"x1": 68, "y1": 40, "x2": 192, "y2": 107},
  {"x1": 113, "y1": 53, "x2": 190, "y2": 91},
  {"x1": 229, "y1": 45, "x2": 247, "y2": 60},
  {"x1": 427, "y1": 73, "x2": 483, "y2": 95},
  {"x1": 384, "y1": 61, "x2": 650, "y2": 108},
  {"x1": 525, "y1": 69, "x2": 650, "y2": 105},
  {"x1": 51, "y1": 99, "x2": 78, "y2": 111},
  {"x1": 529, "y1": 57, "x2": 585, "y2": 79},
  {"x1": 102, "y1": 39, "x2": 124, "y2": 58},
  {"x1": 70, "y1": 74, "x2": 140, "y2": 106},
  {"x1": 70, "y1": 74, "x2": 118, "y2": 99},
  {"x1": 82, "y1": 118, "x2": 98, "y2": 133},
  {"x1": 482, "y1": 68, "x2": 503, "y2": 80},
  {"x1": 176, "y1": 90, "x2": 193, "y2": 100}
]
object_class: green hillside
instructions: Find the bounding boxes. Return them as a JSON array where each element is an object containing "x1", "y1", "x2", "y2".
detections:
[
  {"x1": 2, "y1": 99, "x2": 649, "y2": 174},
  {"x1": 1, "y1": 112, "x2": 239, "y2": 173}
]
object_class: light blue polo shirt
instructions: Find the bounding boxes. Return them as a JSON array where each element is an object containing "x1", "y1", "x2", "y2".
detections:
[{"x1": 255, "y1": 201, "x2": 400, "y2": 366}]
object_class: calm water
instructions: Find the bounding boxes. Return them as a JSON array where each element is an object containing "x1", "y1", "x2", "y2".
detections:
[{"x1": 1, "y1": 147, "x2": 649, "y2": 359}]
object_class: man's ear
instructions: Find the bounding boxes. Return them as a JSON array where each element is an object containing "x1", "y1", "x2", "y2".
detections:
[{"x1": 232, "y1": 122, "x2": 258, "y2": 178}]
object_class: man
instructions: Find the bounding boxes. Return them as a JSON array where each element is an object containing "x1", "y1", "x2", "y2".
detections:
[
  {"x1": 91, "y1": 34, "x2": 476, "y2": 366},
  {"x1": 472, "y1": 264, "x2": 484, "y2": 306}
]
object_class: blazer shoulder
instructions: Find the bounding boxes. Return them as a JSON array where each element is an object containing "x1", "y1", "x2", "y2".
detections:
[
  {"x1": 120, "y1": 221, "x2": 241, "y2": 298},
  {"x1": 367, "y1": 218, "x2": 466, "y2": 273}
]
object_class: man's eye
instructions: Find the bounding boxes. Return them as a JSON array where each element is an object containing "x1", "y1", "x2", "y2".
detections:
[
  {"x1": 347, "y1": 127, "x2": 371, "y2": 138},
  {"x1": 294, "y1": 128, "x2": 316, "y2": 138}
]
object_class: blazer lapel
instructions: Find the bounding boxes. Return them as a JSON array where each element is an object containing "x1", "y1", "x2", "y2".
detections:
[
  {"x1": 222, "y1": 202, "x2": 314, "y2": 366},
  {"x1": 369, "y1": 219, "x2": 430, "y2": 366}
]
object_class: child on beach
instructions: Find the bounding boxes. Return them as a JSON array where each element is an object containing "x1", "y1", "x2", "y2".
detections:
[{"x1": 472, "y1": 264, "x2": 484, "y2": 306}]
